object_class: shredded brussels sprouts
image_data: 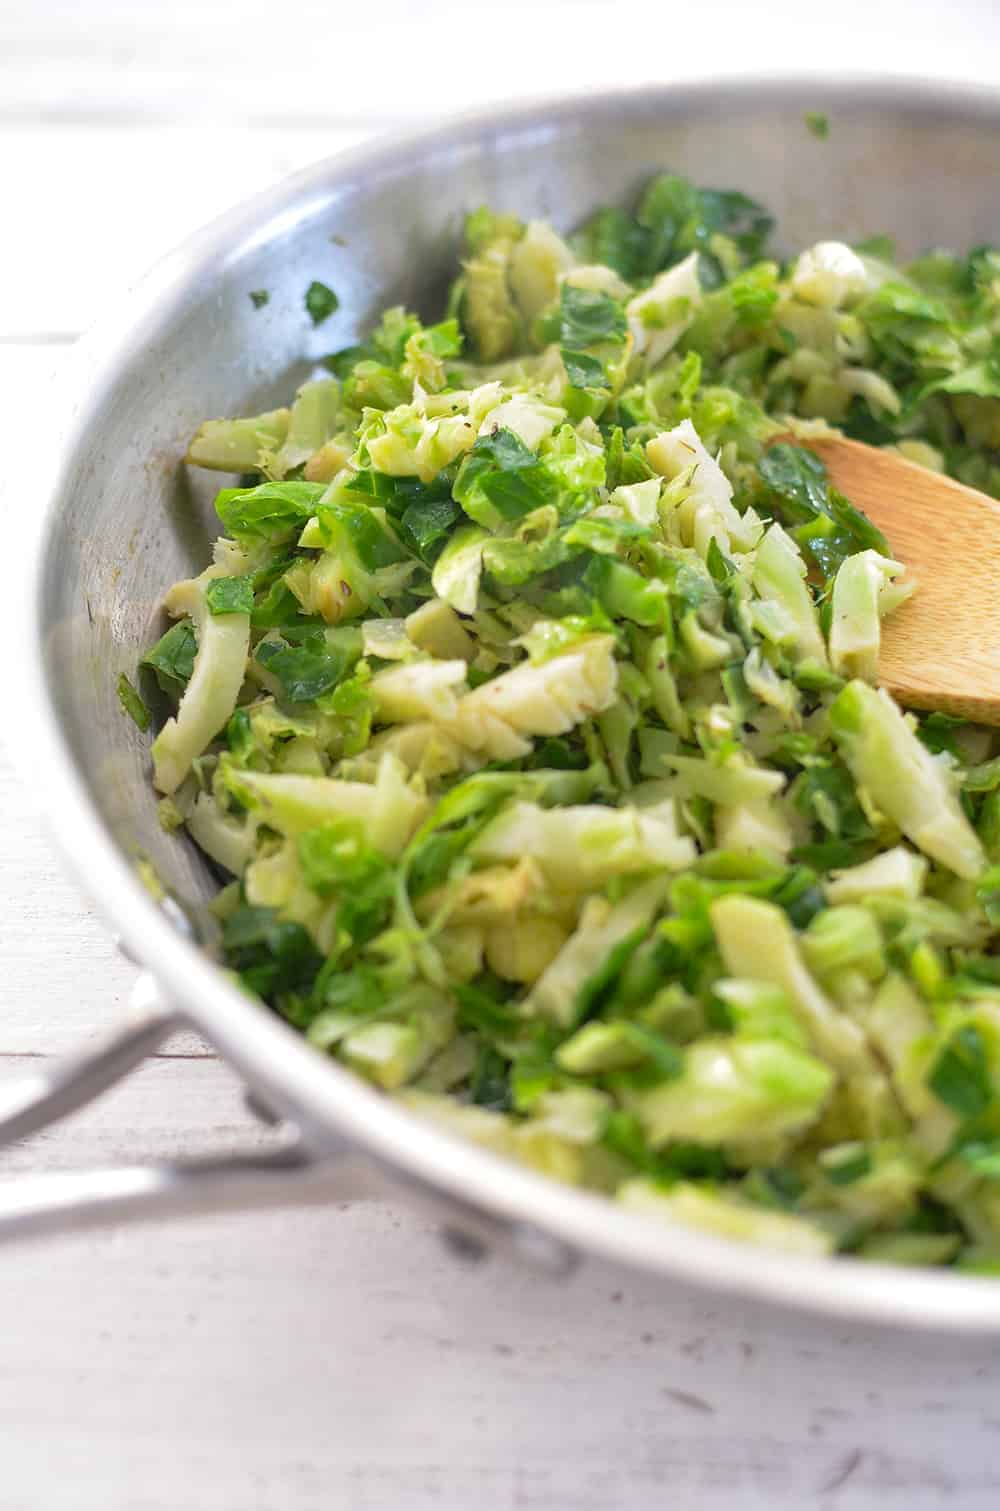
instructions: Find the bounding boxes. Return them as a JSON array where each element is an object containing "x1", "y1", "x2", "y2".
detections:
[{"x1": 135, "y1": 171, "x2": 1000, "y2": 1269}]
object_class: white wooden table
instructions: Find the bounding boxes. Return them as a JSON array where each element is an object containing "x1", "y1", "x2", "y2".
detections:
[{"x1": 4, "y1": 6, "x2": 1000, "y2": 1506}]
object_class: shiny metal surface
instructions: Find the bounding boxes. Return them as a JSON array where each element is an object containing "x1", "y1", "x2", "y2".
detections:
[{"x1": 16, "y1": 76, "x2": 1000, "y2": 1328}]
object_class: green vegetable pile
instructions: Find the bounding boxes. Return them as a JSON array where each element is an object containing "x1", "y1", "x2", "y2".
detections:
[{"x1": 130, "y1": 171, "x2": 1000, "y2": 1268}]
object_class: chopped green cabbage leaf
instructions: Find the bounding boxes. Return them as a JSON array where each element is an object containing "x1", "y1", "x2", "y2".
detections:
[{"x1": 142, "y1": 171, "x2": 1000, "y2": 1269}]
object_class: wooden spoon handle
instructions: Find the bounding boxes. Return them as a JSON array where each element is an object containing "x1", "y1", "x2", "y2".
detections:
[{"x1": 788, "y1": 436, "x2": 1000, "y2": 726}]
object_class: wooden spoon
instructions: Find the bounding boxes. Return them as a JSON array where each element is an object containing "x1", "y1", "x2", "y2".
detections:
[{"x1": 785, "y1": 436, "x2": 1000, "y2": 726}]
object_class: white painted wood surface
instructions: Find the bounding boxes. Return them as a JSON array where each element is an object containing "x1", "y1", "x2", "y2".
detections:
[{"x1": 5, "y1": 5, "x2": 1000, "y2": 1505}]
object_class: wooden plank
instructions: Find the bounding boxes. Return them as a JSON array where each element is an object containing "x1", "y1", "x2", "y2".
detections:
[
  {"x1": 0, "y1": 1057, "x2": 262, "y2": 1166},
  {"x1": 0, "y1": 749, "x2": 146, "y2": 1052},
  {"x1": 0, "y1": 343, "x2": 139, "y2": 1051},
  {"x1": 0, "y1": 1132, "x2": 996, "y2": 1511},
  {"x1": 0, "y1": 340, "x2": 132, "y2": 1049},
  {"x1": 0, "y1": 744, "x2": 212, "y2": 1058},
  {"x1": 0, "y1": 343, "x2": 212, "y2": 1055}
]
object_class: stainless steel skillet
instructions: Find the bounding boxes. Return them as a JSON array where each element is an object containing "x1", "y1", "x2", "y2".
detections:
[{"x1": 12, "y1": 75, "x2": 1000, "y2": 1331}]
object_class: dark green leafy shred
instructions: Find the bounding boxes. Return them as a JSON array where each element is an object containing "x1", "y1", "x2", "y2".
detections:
[
  {"x1": 140, "y1": 619, "x2": 198, "y2": 698},
  {"x1": 469, "y1": 1044, "x2": 512, "y2": 1111},
  {"x1": 249, "y1": 289, "x2": 270, "y2": 309},
  {"x1": 351, "y1": 468, "x2": 458, "y2": 556},
  {"x1": 821, "y1": 1145, "x2": 872, "y2": 1185},
  {"x1": 400, "y1": 493, "x2": 462, "y2": 560},
  {"x1": 205, "y1": 574, "x2": 254, "y2": 616},
  {"x1": 975, "y1": 866, "x2": 1000, "y2": 925},
  {"x1": 790, "y1": 753, "x2": 876, "y2": 845},
  {"x1": 928, "y1": 1024, "x2": 993, "y2": 1119},
  {"x1": 117, "y1": 673, "x2": 150, "y2": 731},
  {"x1": 455, "y1": 427, "x2": 556, "y2": 523},
  {"x1": 475, "y1": 426, "x2": 540, "y2": 471},
  {"x1": 403, "y1": 773, "x2": 532, "y2": 899},
  {"x1": 297, "y1": 821, "x2": 395, "y2": 950},
  {"x1": 964, "y1": 757, "x2": 1000, "y2": 794},
  {"x1": 743, "y1": 1166, "x2": 806, "y2": 1210},
  {"x1": 226, "y1": 707, "x2": 255, "y2": 762},
  {"x1": 637, "y1": 173, "x2": 773, "y2": 278},
  {"x1": 656, "y1": 1142, "x2": 730, "y2": 1179},
  {"x1": 804, "y1": 111, "x2": 830, "y2": 140},
  {"x1": 575, "y1": 924, "x2": 650, "y2": 1026},
  {"x1": 610, "y1": 1023, "x2": 685, "y2": 1085},
  {"x1": 255, "y1": 628, "x2": 359, "y2": 704},
  {"x1": 604, "y1": 427, "x2": 655, "y2": 489},
  {"x1": 573, "y1": 173, "x2": 772, "y2": 286},
  {"x1": 311, "y1": 965, "x2": 384, "y2": 1021},
  {"x1": 603, "y1": 1112, "x2": 728, "y2": 1181},
  {"x1": 574, "y1": 206, "x2": 651, "y2": 281},
  {"x1": 222, "y1": 904, "x2": 322, "y2": 997},
  {"x1": 917, "y1": 711, "x2": 967, "y2": 757},
  {"x1": 305, "y1": 280, "x2": 340, "y2": 325},
  {"x1": 455, "y1": 977, "x2": 522, "y2": 1039},
  {"x1": 958, "y1": 1139, "x2": 1000, "y2": 1179},
  {"x1": 758, "y1": 443, "x2": 889, "y2": 575},
  {"x1": 251, "y1": 579, "x2": 304, "y2": 631},
  {"x1": 318, "y1": 494, "x2": 406, "y2": 570},
  {"x1": 558, "y1": 285, "x2": 627, "y2": 347},
  {"x1": 791, "y1": 838, "x2": 870, "y2": 870},
  {"x1": 507, "y1": 1027, "x2": 565, "y2": 1112},
  {"x1": 562, "y1": 348, "x2": 607, "y2": 389},
  {"x1": 322, "y1": 673, "x2": 372, "y2": 755},
  {"x1": 923, "y1": 356, "x2": 1000, "y2": 400},
  {"x1": 215, "y1": 481, "x2": 326, "y2": 542},
  {"x1": 759, "y1": 443, "x2": 833, "y2": 518},
  {"x1": 954, "y1": 954, "x2": 1000, "y2": 988}
]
